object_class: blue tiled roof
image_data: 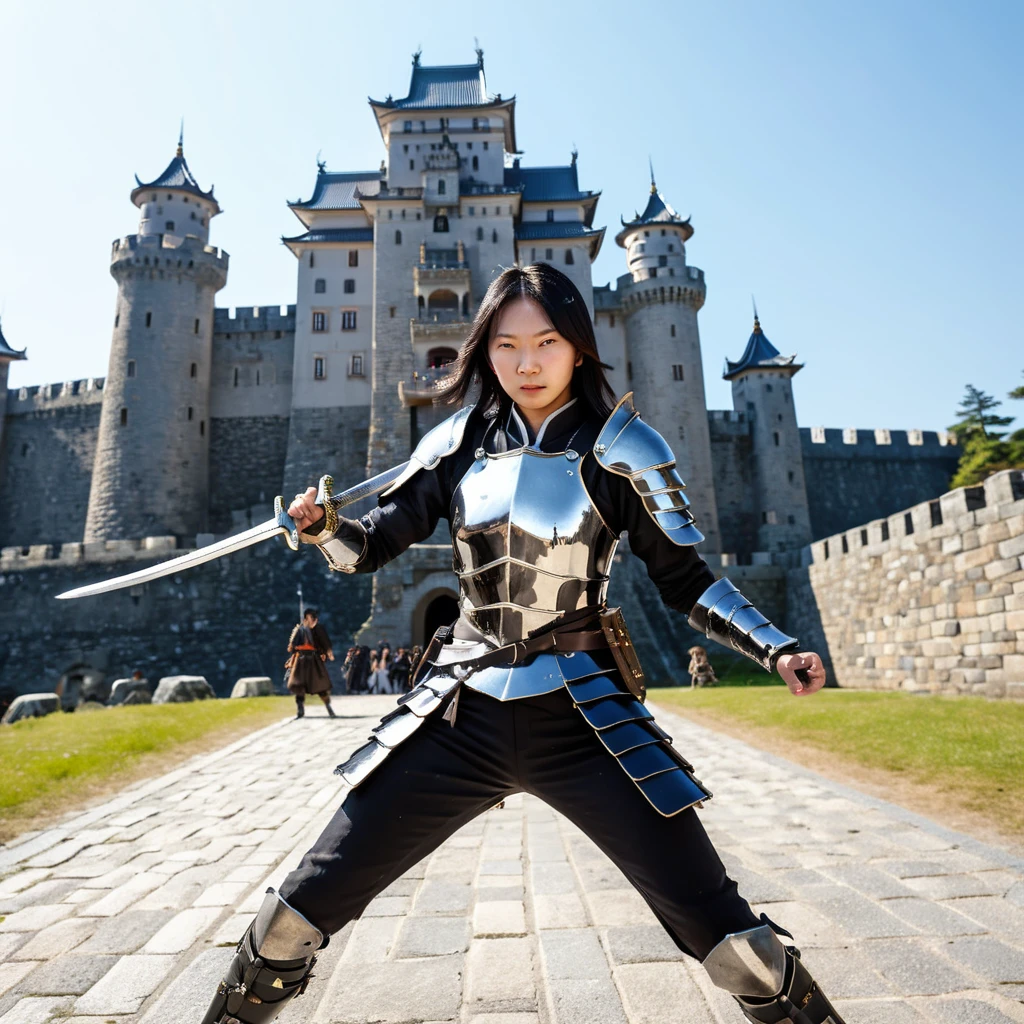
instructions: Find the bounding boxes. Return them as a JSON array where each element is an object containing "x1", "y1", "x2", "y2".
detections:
[
  {"x1": 290, "y1": 170, "x2": 382, "y2": 211},
  {"x1": 133, "y1": 146, "x2": 216, "y2": 203},
  {"x1": 723, "y1": 318, "x2": 800, "y2": 380},
  {"x1": 372, "y1": 61, "x2": 492, "y2": 109},
  {"x1": 504, "y1": 164, "x2": 596, "y2": 203},
  {"x1": 0, "y1": 320, "x2": 26, "y2": 360},
  {"x1": 621, "y1": 188, "x2": 688, "y2": 229},
  {"x1": 515, "y1": 221, "x2": 602, "y2": 240},
  {"x1": 282, "y1": 228, "x2": 374, "y2": 244}
]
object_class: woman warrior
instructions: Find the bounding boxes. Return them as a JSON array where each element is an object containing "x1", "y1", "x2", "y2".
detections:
[{"x1": 202, "y1": 264, "x2": 844, "y2": 1024}]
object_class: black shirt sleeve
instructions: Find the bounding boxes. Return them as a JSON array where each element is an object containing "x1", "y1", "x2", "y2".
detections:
[{"x1": 583, "y1": 454, "x2": 716, "y2": 616}]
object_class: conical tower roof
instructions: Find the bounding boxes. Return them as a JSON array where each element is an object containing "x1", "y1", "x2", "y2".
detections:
[
  {"x1": 615, "y1": 166, "x2": 693, "y2": 247},
  {"x1": 723, "y1": 314, "x2": 801, "y2": 380},
  {"x1": 0, "y1": 319, "x2": 27, "y2": 362},
  {"x1": 130, "y1": 130, "x2": 218, "y2": 210}
]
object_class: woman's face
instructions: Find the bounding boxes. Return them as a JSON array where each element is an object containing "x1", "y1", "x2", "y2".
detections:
[{"x1": 486, "y1": 296, "x2": 583, "y2": 419}]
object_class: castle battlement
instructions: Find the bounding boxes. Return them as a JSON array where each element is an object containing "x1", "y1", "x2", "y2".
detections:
[
  {"x1": 804, "y1": 468, "x2": 1024, "y2": 567},
  {"x1": 801, "y1": 426, "x2": 958, "y2": 456},
  {"x1": 111, "y1": 233, "x2": 228, "y2": 262},
  {"x1": 6, "y1": 377, "x2": 106, "y2": 412},
  {"x1": 214, "y1": 305, "x2": 297, "y2": 334},
  {"x1": 0, "y1": 534, "x2": 178, "y2": 570}
]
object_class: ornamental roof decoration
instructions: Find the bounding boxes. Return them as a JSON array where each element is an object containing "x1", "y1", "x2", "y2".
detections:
[
  {"x1": 0, "y1": 318, "x2": 27, "y2": 361},
  {"x1": 131, "y1": 129, "x2": 218, "y2": 208},
  {"x1": 723, "y1": 314, "x2": 802, "y2": 380},
  {"x1": 282, "y1": 227, "x2": 375, "y2": 253},
  {"x1": 615, "y1": 165, "x2": 693, "y2": 246},
  {"x1": 515, "y1": 221, "x2": 605, "y2": 260}
]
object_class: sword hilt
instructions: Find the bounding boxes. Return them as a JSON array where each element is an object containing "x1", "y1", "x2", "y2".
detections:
[{"x1": 274, "y1": 496, "x2": 301, "y2": 551}]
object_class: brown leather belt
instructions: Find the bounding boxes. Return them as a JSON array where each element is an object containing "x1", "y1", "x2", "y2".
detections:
[{"x1": 446, "y1": 614, "x2": 607, "y2": 673}]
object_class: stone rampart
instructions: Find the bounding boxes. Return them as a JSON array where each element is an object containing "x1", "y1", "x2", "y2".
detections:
[
  {"x1": 801, "y1": 426, "x2": 959, "y2": 540},
  {"x1": 786, "y1": 469, "x2": 1024, "y2": 698}
]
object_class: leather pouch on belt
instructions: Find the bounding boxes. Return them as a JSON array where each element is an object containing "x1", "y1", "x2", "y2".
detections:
[{"x1": 599, "y1": 606, "x2": 646, "y2": 702}]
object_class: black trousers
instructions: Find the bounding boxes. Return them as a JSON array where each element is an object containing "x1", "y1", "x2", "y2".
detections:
[{"x1": 279, "y1": 685, "x2": 759, "y2": 959}]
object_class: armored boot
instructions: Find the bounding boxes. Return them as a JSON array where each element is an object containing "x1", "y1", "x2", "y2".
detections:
[
  {"x1": 295, "y1": 698, "x2": 305, "y2": 719},
  {"x1": 703, "y1": 922, "x2": 846, "y2": 1024},
  {"x1": 325, "y1": 701, "x2": 337, "y2": 718},
  {"x1": 201, "y1": 888, "x2": 324, "y2": 1024}
]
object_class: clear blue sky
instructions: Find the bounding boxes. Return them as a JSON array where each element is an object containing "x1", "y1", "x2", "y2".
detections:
[{"x1": 1, "y1": 0, "x2": 1020, "y2": 432}]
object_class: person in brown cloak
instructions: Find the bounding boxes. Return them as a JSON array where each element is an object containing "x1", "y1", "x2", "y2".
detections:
[{"x1": 286, "y1": 608, "x2": 336, "y2": 718}]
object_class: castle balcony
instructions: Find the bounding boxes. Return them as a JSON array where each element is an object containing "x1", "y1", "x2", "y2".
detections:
[
  {"x1": 398, "y1": 375, "x2": 446, "y2": 408},
  {"x1": 414, "y1": 243, "x2": 472, "y2": 318},
  {"x1": 423, "y1": 150, "x2": 460, "y2": 171}
]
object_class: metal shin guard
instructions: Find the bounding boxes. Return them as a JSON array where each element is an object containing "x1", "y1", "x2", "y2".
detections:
[
  {"x1": 200, "y1": 888, "x2": 324, "y2": 1024},
  {"x1": 702, "y1": 923, "x2": 846, "y2": 1024}
]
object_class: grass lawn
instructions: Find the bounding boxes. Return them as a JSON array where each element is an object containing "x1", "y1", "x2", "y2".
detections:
[
  {"x1": 653, "y1": 683, "x2": 1024, "y2": 838},
  {"x1": 0, "y1": 697, "x2": 295, "y2": 844}
]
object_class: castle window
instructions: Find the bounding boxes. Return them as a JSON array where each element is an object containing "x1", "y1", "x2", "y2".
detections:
[
  {"x1": 565, "y1": 249, "x2": 574, "y2": 265},
  {"x1": 200, "y1": 420, "x2": 205, "y2": 436},
  {"x1": 395, "y1": 230, "x2": 403, "y2": 244},
  {"x1": 546, "y1": 209, "x2": 555, "y2": 222},
  {"x1": 650, "y1": 267, "x2": 657, "y2": 278},
  {"x1": 114, "y1": 313, "x2": 119, "y2": 328},
  {"x1": 401, "y1": 209, "x2": 406, "y2": 219},
  {"x1": 194, "y1": 318, "x2": 200, "y2": 334},
  {"x1": 151, "y1": 193, "x2": 157, "y2": 201},
  {"x1": 314, "y1": 278, "x2": 326, "y2": 293},
  {"x1": 404, "y1": 120, "x2": 412, "y2": 131},
  {"x1": 788, "y1": 470, "x2": 794, "y2": 482},
  {"x1": 388, "y1": 209, "x2": 393, "y2": 220},
  {"x1": 670, "y1": 324, "x2": 676, "y2": 337},
  {"x1": 609, "y1": 315, "x2": 615, "y2": 327},
  {"x1": 309, "y1": 252, "x2": 315, "y2": 268},
  {"x1": 120, "y1": 407, "x2": 128, "y2": 426},
  {"x1": 188, "y1": 406, "x2": 194, "y2": 421},
  {"x1": 881, "y1": 521, "x2": 890, "y2": 541},
  {"x1": 469, "y1": 206, "x2": 475, "y2": 215},
  {"x1": 403, "y1": 144, "x2": 409, "y2": 153},
  {"x1": 433, "y1": 214, "x2": 449, "y2": 232},
  {"x1": 233, "y1": 367, "x2": 239, "y2": 386},
  {"x1": 165, "y1": 221, "x2": 175, "y2": 231},
  {"x1": 765, "y1": 383, "x2": 773, "y2": 392},
  {"x1": 773, "y1": 431, "x2": 780, "y2": 446},
  {"x1": 191, "y1": 211, "x2": 196, "y2": 220},
  {"x1": 545, "y1": 248, "x2": 553, "y2": 260},
  {"x1": 145, "y1": 311, "x2": 152, "y2": 327},
  {"x1": 904, "y1": 512, "x2": 914, "y2": 535},
  {"x1": 841, "y1": 535, "x2": 849, "y2": 554},
  {"x1": 341, "y1": 310, "x2": 357, "y2": 330},
  {"x1": 860, "y1": 528, "x2": 868, "y2": 545},
  {"x1": 668, "y1": 244, "x2": 674, "y2": 252},
  {"x1": 929, "y1": 500, "x2": 943, "y2": 527},
  {"x1": 344, "y1": 279, "x2": 356, "y2": 294},
  {"x1": 661, "y1": 229, "x2": 666, "y2": 236},
  {"x1": 312, "y1": 311, "x2": 327, "y2": 332},
  {"x1": 314, "y1": 356, "x2": 326, "y2": 380},
  {"x1": 256, "y1": 370, "x2": 260, "y2": 386},
  {"x1": 166, "y1": 194, "x2": 172, "y2": 200},
  {"x1": 21, "y1": 443, "x2": 28, "y2": 457},
  {"x1": 483, "y1": 141, "x2": 489, "y2": 149},
  {"x1": 627, "y1": 361, "x2": 633, "y2": 380},
  {"x1": 127, "y1": 359, "x2": 136, "y2": 378},
  {"x1": 438, "y1": 178, "x2": 446, "y2": 195},
  {"x1": 389, "y1": 306, "x2": 396, "y2": 317},
  {"x1": 472, "y1": 117, "x2": 479, "y2": 130},
  {"x1": 349, "y1": 353, "x2": 365, "y2": 377},
  {"x1": 823, "y1": 539, "x2": 830, "y2": 559},
  {"x1": 788, "y1": 514, "x2": 796, "y2": 525},
  {"x1": 637, "y1": 243, "x2": 646, "y2": 253},
  {"x1": 658, "y1": 254, "x2": 667, "y2": 267},
  {"x1": 672, "y1": 364, "x2": 684, "y2": 381},
  {"x1": 477, "y1": 226, "x2": 484, "y2": 241},
  {"x1": 472, "y1": 155, "x2": 479, "y2": 171},
  {"x1": 191, "y1": 362, "x2": 197, "y2": 378},
  {"x1": 531, "y1": 248, "x2": 536, "y2": 260},
  {"x1": 644, "y1": 230, "x2": 650, "y2": 237},
  {"x1": 349, "y1": 250, "x2": 359, "y2": 267}
]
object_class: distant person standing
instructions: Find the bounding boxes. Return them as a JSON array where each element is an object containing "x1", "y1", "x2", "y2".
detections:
[{"x1": 286, "y1": 609, "x2": 336, "y2": 718}]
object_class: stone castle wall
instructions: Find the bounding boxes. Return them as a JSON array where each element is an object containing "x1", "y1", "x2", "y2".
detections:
[
  {"x1": 708, "y1": 410, "x2": 756, "y2": 557},
  {"x1": 0, "y1": 380, "x2": 105, "y2": 547},
  {"x1": 801, "y1": 427, "x2": 959, "y2": 540},
  {"x1": 786, "y1": 469, "x2": 1024, "y2": 698}
]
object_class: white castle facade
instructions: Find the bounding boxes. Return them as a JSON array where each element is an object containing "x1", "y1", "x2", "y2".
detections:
[{"x1": 0, "y1": 51, "x2": 959, "y2": 650}]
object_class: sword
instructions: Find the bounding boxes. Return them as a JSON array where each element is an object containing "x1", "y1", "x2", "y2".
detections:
[{"x1": 55, "y1": 463, "x2": 409, "y2": 601}]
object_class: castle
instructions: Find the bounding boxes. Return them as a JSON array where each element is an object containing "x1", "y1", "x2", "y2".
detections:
[{"x1": 0, "y1": 52, "x2": 963, "y2": 693}]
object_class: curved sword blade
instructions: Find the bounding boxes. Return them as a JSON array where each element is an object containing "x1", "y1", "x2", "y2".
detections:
[{"x1": 55, "y1": 460, "x2": 410, "y2": 601}]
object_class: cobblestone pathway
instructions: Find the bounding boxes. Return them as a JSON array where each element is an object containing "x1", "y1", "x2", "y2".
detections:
[{"x1": 1, "y1": 695, "x2": 1022, "y2": 1024}]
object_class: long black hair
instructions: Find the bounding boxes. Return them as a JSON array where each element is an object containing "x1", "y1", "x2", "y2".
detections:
[{"x1": 435, "y1": 262, "x2": 616, "y2": 418}]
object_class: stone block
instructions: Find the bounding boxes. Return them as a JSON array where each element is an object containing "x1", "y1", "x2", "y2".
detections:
[
  {"x1": 152, "y1": 675, "x2": 215, "y2": 703},
  {"x1": 985, "y1": 557, "x2": 1020, "y2": 580},
  {"x1": 323, "y1": 954, "x2": 465, "y2": 1022},
  {"x1": 472, "y1": 900, "x2": 526, "y2": 937},
  {"x1": 12, "y1": 954, "x2": 118, "y2": 996},
  {"x1": 73, "y1": 954, "x2": 177, "y2": 1014},
  {"x1": 229, "y1": 676, "x2": 273, "y2": 698}
]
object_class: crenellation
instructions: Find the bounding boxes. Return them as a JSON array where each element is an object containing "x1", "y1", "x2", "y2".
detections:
[{"x1": 6, "y1": 377, "x2": 106, "y2": 412}]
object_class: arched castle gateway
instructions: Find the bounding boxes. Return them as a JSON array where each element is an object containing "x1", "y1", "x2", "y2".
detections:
[{"x1": 0, "y1": 50, "x2": 961, "y2": 667}]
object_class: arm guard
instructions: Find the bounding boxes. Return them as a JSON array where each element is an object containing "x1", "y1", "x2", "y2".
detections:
[
  {"x1": 299, "y1": 475, "x2": 369, "y2": 574},
  {"x1": 593, "y1": 392, "x2": 705, "y2": 546},
  {"x1": 688, "y1": 577, "x2": 799, "y2": 672}
]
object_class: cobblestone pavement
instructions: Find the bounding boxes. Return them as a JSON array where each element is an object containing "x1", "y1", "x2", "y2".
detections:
[{"x1": 1, "y1": 695, "x2": 1023, "y2": 1024}]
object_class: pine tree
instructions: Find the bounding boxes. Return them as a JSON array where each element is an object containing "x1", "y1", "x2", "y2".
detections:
[
  {"x1": 949, "y1": 377, "x2": 1024, "y2": 487},
  {"x1": 949, "y1": 384, "x2": 1014, "y2": 441}
]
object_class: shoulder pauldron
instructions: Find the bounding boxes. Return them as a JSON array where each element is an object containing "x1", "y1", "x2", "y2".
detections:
[
  {"x1": 593, "y1": 392, "x2": 704, "y2": 546},
  {"x1": 380, "y1": 404, "x2": 475, "y2": 498}
]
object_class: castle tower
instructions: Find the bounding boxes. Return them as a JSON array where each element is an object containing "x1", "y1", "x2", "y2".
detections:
[
  {"x1": 724, "y1": 311, "x2": 811, "y2": 553},
  {"x1": 84, "y1": 134, "x2": 228, "y2": 542},
  {"x1": 0, "y1": 321, "x2": 27, "y2": 481},
  {"x1": 616, "y1": 172, "x2": 721, "y2": 552}
]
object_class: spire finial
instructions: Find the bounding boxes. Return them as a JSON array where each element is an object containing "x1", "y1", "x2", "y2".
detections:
[
  {"x1": 649, "y1": 156, "x2": 657, "y2": 194},
  {"x1": 474, "y1": 37, "x2": 484, "y2": 67},
  {"x1": 570, "y1": 144, "x2": 578, "y2": 166},
  {"x1": 412, "y1": 46, "x2": 422, "y2": 66},
  {"x1": 177, "y1": 119, "x2": 184, "y2": 157},
  {"x1": 752, "y1": 295, "x2": 761, "y2": 332}
]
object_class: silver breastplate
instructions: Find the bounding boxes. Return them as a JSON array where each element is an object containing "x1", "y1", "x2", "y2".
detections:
[{"x1": 450, "y1": 445, "x2": 619, "y2": 646}]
